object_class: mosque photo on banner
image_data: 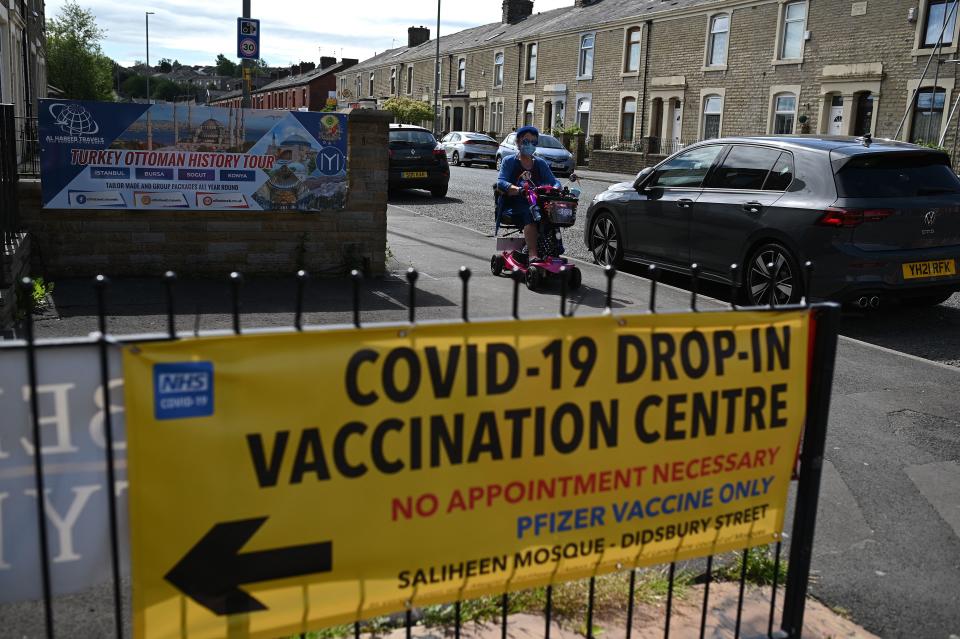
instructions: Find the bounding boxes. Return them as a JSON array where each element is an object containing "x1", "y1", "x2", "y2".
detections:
[{"x1": 38, "y1": 100, "x2": 348, "y2": 211}]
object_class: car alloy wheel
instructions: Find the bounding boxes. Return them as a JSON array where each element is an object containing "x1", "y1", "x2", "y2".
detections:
[
  {"x1": 746, "y1": 243, "x2": 800, "y2": 306},
  {"x1": 452, "y1": 151, "x2": 461, "y2": 166},
  {"x1": 590, "y1": 213, "x2": 622, "y2": 266}
]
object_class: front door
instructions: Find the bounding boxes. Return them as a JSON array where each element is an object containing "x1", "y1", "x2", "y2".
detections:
[
  {"x1": 627, "y1": 144, "x2": 725, "y2": 267},
  {"x1": 829, "y1": 95, "x2": 844, "y2": 135}
]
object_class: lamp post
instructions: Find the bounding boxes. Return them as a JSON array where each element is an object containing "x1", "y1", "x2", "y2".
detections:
[
  {"x1": 434, "y1": 0, "x2": 441, "y2": 135},
  {"x1": 145, "y1": 11, "x2": 155, "y2": 104}
]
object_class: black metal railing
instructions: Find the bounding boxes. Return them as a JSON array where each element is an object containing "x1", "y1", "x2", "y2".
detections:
[
  {"x1": 1, "y1": 104, "x2": 22, "y2": 250},
  {"x1": 14, "y1": 115, "x2": 39, "y2": 178},
  {"x1": 0, "y1": 264, "x2": 840, "y2": 639}
]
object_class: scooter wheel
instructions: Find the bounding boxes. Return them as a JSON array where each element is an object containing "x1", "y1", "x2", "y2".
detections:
[
  {"x1": 490, "y1": 254, "x2": 505, "y2": 276},
  {"x1": 568, "y1": 267, "x2": 582, "y2": 290},
  {"x1": 525, "y1": 266, "x2": 541, "y2": 290}
]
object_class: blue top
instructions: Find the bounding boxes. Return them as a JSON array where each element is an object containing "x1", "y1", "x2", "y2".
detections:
[{"x1": 497, "y1": 154, "x2": 561, "y2": 218}]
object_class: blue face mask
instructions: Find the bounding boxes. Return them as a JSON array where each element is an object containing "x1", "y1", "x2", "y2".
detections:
[{"x1": 519, "y1": 140, "x2": 537, "y2": 156}]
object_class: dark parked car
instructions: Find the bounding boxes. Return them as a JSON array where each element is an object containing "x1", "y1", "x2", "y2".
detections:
[
  {"x1": 388, "y1": 124, "x2": 449, "y2": 198},
  {"x1": 497, "y1": 132, "x2": 575, "y2": 176},
  {"x1": 583, "y1": 136, "x2": 960, "y2": 307}
]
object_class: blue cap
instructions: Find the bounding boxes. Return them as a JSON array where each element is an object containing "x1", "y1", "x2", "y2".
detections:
[{"x1": 515, "y1": 125, "x2": 540, "y2": 140}]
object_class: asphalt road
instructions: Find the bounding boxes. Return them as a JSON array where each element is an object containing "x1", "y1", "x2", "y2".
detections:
[{"x1": 390, "y1": 165, "x2": 960, "y2": 368}]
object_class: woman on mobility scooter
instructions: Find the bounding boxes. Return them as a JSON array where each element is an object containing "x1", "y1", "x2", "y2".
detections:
[{"x1": 492, "y1": 126, "x2": 582, "y2": 290}]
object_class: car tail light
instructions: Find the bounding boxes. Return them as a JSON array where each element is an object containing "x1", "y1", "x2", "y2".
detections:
[
  {"x1": 433, "y1": 147, "x2": 447, "y2": 162},
  {"x1": 818, "y1": 208, "x2": 894, "y2": 227}
]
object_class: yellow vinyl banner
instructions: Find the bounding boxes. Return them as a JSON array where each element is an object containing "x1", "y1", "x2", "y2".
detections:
[{"x1": 124, "y1": 310, "x2": 811, "y2": 639}]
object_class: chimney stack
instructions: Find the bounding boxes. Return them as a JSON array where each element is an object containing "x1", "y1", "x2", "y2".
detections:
[
  {"x1": 408, "y1": 26, "x2": 431, "y2": 48},
  {"x1": 574, "y1": 0, "x2": 597, "y2": 6},
  {"x1": 502, "y1": 0, "x2": 534, "y2": 24},
  {"x1": 319, "y1": 57, "x2": 336, "y2": 69}
]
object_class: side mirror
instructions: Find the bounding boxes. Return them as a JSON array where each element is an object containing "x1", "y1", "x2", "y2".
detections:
[{"x1": 633, "y1": 167, "x2": 654, "y2": 191}]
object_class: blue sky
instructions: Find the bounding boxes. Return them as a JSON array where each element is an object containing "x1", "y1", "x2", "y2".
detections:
[{"x1": 47, "y1": 0, "x2": 572, "y2": 68}]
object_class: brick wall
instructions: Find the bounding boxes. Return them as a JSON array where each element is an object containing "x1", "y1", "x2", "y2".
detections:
[
  {"x1": 19, "y1": 109, "x2": 391, "y2": 278},
  {"x1": 589, "y1": 150, "x2": 664, "y2": 175}
]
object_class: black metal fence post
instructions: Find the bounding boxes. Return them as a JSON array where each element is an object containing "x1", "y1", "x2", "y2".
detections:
[
  {"x1": 94, "y1": 276, "x2": 125, "y2": 639},
  {"x1": 781, "y1": 303, "x2": 841, "y2": 638},
  {"x1": 21, "y1": 277, "x2": 55, "y2": 639}
]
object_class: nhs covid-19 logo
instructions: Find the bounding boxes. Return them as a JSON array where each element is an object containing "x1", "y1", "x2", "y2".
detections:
[{"x1": 153, "y1": 362, "x2": 214, "y2": 420}]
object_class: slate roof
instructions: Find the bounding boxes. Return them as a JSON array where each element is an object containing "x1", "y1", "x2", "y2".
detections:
[
  {"x1": 260, "y1": 60, "x2": 356, "y2": 91},
  {"x1": 347, "y1": 0, "x2": 720, "y2": 73}
]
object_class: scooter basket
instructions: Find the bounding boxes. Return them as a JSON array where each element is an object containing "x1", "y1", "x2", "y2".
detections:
[{"x1": 544, "y1": 199, "x2": 577, "y2": 227}]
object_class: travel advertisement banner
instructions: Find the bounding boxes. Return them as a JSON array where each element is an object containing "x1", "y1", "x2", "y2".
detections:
[
  {"x1": 122, "y1": 310, "x2": 811, "y2": 639},
  {"x1": 38, "y1": 99, "x2": 348, "y2": 211}
]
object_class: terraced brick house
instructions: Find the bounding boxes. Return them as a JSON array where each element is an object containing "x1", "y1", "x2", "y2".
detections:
[{"x1": 337, "y1": 0, "x2": 960, "y2": 165}]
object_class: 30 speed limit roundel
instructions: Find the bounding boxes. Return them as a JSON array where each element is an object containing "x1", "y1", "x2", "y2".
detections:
[{"x1": 240, "y1": 38, "x2": 257, "y2": 56}]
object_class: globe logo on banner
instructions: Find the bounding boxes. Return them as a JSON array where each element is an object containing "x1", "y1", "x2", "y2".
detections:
[{"x1": 48, "y1": 103, "x2": 100, "y2": 136}]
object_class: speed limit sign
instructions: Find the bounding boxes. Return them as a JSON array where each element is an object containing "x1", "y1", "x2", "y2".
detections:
[
  {"x1": 240, "y1": 38, "x2": 257, "y2": 57},
  {"x1": 236, "y1": 17, "x2": 261, "y2": 60}
]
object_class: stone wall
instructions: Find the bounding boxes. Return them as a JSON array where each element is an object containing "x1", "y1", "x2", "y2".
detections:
[
  {"x1": 589, "y1": 150, "x2": 664, "y2": 175},
  {"x1": 18, "y1": 109, "x2": 391, "y2": 278}
]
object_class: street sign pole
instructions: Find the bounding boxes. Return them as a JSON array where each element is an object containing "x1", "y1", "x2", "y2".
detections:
[{"x1": 241, "y1": 0, "x2": 251, "y2": 108}]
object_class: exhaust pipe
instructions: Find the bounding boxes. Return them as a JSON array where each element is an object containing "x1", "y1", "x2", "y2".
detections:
[
  {"x1": 869, "y1": 296, "x2": 880, "y2": 309},
  {"x1": 855, "y1": 296, "x2": 869, "y2": 309}
]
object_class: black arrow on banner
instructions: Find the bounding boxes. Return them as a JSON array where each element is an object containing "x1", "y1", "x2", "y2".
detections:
[{"x1": 164, "y1": 516, "x2": 333, "y2": 616}]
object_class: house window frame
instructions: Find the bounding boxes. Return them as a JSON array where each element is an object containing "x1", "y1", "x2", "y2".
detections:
[
  {"x1": 575, "y1": 92, "x2": 592, "y2": 135},
  {"x1": 905, "y1": 77, "x2": 955, "y2": 143},
  {"x1": 913, "y1": 0, "x2": 960, "y2": 55},
  {"x1": 622, "y1": 25, "x2": 643, "y2": 75},
  {"x1": 619, "y1": 92, "x2": 639, "y2": 143},
  {"x1": 406, "y1": 66, "x2": 414, "y2": 94},
  {"x1": 524, "y1": 42, "x2": 538, "y2": 83},
  {"x1": 369, "y1": 72, "x2": 375, "y2": 97},
  {"x1": 773, "y1": 1, "x2": 807, "y2": 63},
  {"x1": 769, "y1": 91, "x2": 799, "y2": 134},
  {"x1": 457, "y1": 57, "x2": 466, "y2": 92},
  {"x1": 493, "y1": 50, "x2": 504, "y2": 88},
  {"x1": 704, "y1": 11, "x2": 731, "y2": 70},
  {"x1": 390, "y1": 66, "x2": 397, "y2": 95},
  {"x1": 698, "y1": 88, "x2": 726, "y2": 140},
  {"x1": 578, "y1": 32, "x2": 595, "y2": 80},
  {"x1": 523, "y1": 96, "x2": 535, "y2": 127}
]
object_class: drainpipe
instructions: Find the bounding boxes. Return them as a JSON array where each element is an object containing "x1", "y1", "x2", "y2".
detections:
[
  {"x1": 515, "y1": 42, "x2": 522, "y2": 130},
  {"x1": 639, "y1": 20, "x2": 652, "y2": 152}
]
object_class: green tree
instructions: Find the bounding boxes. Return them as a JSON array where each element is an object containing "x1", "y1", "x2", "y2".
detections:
[
  {"x1": 383, "y1": 96, "x2": 434, "y2": 125},
  {"x1": 158, "y1": 58, "x2": 173, "y2": 73},
  {"x1": 46, "y1": 1, "x2": 114, "y2": 100},
  {"x1": 215, "y1": 54, "x2": 240, "y2": 77}
]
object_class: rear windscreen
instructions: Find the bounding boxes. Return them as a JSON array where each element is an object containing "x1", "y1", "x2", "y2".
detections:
[
  {"x1": 390, "y1": 130, "x2": 437, "y2": 147},
  {"x1": 835, "y1": 153, "x2": 960, "y2": 197}
]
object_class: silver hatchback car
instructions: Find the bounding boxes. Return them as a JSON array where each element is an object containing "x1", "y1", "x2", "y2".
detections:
[{"x1": 439, "y1": 132, "x2": 499, "y2": 168}]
